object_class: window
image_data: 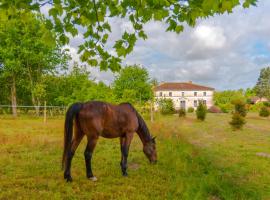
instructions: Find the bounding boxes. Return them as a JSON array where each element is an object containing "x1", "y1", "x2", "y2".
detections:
[
  {"x1": 194, "y1": 100, "x2": 198, "y2": 107},
  {"x1": 159, "y1": 92, "x2": 162, "y2": 97},
  {"x1": 169, "y1": 92, "x2": 172, "y2": 97},
  {"x1": 182, "y1": 92, "x2": 184, "y2": 97},
  {"x1": 194, "y1": 92, "x2": 197, "y2": 96},
  {"x1": 203, "y1": 92, "x2": 206, "y2": 96}
]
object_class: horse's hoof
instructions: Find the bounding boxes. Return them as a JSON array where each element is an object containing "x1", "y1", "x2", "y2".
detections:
[
  {"x1": 122, "y1": 173, "x2": 128, "y2": 177},
  {"x1": 89, "y1": 176, "x2": 98, "y2": 182},
  {"x1": 65, "y1": 177, "x2": 73, "y2": 182}
]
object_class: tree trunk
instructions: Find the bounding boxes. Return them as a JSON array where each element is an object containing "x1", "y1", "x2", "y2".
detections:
[
  {"x1": 11, "y1": 76, "x2": 17, "y2": 117},
  {"x1": 32, "y1": 94, "x2": 39, "y2": 116},
  {"x1": 27, "y1": 65, "x2": 39, "y2": 116},
  {"x1": 150, "y1": 101, "x2": 154, "y2": 122}
]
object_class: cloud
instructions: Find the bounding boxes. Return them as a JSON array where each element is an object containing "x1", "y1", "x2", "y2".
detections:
[
  {"x1": 47, "y1": 1, "x2": 270, "y2": 90},
  {"x1": 192, "y1": 25, "x2": 226, "y2": 49}
]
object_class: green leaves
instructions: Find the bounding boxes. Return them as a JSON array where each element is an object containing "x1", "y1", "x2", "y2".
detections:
[
  {"x1": 1, "y1": 0, "x2": 258, "y2": 73},
  {"x1": 243, "y1": 0, "x2": 257, "y2": 8},
  {"x1": 114, "y1": 32, "x2": 137, "y2": 57}
]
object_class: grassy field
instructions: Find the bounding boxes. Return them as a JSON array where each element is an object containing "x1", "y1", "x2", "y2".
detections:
[{"x1": 0, "y1": 113, "x2": 269, "y2": 200}]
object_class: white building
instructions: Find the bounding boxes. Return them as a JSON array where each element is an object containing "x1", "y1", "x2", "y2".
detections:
[{"x1": 154, "y1": 81, "x2": 215, "y2": 110}]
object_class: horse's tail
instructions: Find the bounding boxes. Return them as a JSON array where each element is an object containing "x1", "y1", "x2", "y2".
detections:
[{"x1": 62, "y1": 102, "x2": 82, "y2": 170}]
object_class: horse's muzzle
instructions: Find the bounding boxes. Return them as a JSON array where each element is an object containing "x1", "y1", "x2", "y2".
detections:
[{"x1": 150, "y1": 160, "x2": 157, "y2": 164}]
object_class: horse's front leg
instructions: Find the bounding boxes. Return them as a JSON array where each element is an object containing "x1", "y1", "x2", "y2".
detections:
[
  {"x1": 120, "y1": 133, "x2": 134, "y2": 176},
  {"x1": 84, "y1": 136, "x2": 98, "y2": 181}
]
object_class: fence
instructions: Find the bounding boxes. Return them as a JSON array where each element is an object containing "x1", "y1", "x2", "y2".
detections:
[{"x1": 0, "y1": 104, "x2": 67, "y2": 122}]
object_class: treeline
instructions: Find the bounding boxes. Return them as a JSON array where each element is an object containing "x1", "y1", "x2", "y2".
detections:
[
  {"x1": 0, "y1": 63, "x2": 154, "y2": 111},
  {"x1": 213, "y1": 67, "x2": 270, "y2": 113},
  {"x1": 0, "y1": 10, "x2": 154, "y2": 116}
]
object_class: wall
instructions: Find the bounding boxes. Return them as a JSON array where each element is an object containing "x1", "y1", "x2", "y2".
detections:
[{"x1": 155, "y1": 90, "x2": 214, "y2": 110}]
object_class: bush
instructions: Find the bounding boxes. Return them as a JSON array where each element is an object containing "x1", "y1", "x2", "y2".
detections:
[
  {"x1": 263, "y1": 101, "x2": 270, "y2": 107},
  {"x1": 230, "y1": 112, "x2": 246, "y2": 130},
  {"x1": 259, "y1": 106, "x2": 270, "y2": 117},
  {"x1": 187, "y1": 107, "x2": 194, "y2": 113},
  {"x1": 208, "y1": 106, "x2": 222, "y2": 113},
  {"x1": 196, "y1": 101, "x2": 207, "y2": 121},
  {"x1": 232, "y1": 99, "x2": 247, "y2": 117},
  {"x1": 218, "y1": 103, "x2": 233, "y2": 113},
  {"x1": 248, "y1": 102, "x2": 264, "y2": 112},
  {"x1": 178, "y1": 108, "x2": 186, "y2": 117},
  {"x1": 158, "y1": 99, "x2": 175, "y2": 115}
]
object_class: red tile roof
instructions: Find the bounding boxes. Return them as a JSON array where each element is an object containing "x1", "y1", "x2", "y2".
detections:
[{"x1": 154, "y1": 82, "x2": 214, "y2": 91}]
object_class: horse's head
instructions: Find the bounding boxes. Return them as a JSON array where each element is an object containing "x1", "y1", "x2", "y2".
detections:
[{"x1": 143, "y1": 136, "x2": 157, "y2": 164}]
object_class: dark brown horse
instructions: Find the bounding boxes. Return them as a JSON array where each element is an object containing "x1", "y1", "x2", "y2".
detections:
[{"x1": 62, "y1": 101, "x2": 157, "y2": 182}]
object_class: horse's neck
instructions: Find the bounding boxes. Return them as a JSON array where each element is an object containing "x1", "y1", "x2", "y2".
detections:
[{"x1": 137, "y1": 129, "x2": 151, "y2": 145}]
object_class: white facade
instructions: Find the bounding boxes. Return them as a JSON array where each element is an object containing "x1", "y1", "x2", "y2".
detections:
[{"x1": 155, "y1": 90, "x2": 214, "y2": 110}]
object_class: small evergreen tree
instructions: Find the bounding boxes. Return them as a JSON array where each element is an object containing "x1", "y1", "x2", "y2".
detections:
[
  {"x1": 230, "y1": 112, "x2": 246, "y2": 130},
  {"x1": 230, "y1": 99, "x2": 247, "y2": 130},
  {"x1": 196, "y1": 101, "x2": 207, "y2": 121},
  {"x1": 179, "y1": 108, "x2": 186, "y2": 117},
  {"x1": 232, "y1": 99, "x2": 247, "y2": 117},
  {"x1": 259, "y1": 106, "x2": 270, "y2": 117}
]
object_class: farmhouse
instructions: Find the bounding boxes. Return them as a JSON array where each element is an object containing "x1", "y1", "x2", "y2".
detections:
[{"x1": 154, "y1": 81, "x2": 215, "y2": 110}]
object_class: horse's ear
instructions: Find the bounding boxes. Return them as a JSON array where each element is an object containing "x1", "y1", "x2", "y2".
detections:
[{"x1": 152, "y1": 136, "x2": 156, "y2": 143}]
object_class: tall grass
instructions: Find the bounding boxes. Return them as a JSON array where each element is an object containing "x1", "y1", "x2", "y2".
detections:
[{"x1": 0, "y1": 113, "x2": 269, "y2": 199}]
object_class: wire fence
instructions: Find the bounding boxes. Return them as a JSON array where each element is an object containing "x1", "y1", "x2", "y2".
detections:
[{"x1": 0, "y1": 104, "x2": 67, "y2": 119}]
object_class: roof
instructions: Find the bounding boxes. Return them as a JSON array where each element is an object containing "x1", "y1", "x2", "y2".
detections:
[{"x1": 154, "y1": 82, "x2": 215, "y2": 91}]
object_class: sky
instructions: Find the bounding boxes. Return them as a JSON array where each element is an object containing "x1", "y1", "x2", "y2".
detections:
[{"x1": 42, "y1": 1, "x2": 270, "y2": 91}]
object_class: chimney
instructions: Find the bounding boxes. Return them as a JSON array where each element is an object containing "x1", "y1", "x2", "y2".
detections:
[{"x1": 188, "y1": 80, "x2": 192, "y2": 84}]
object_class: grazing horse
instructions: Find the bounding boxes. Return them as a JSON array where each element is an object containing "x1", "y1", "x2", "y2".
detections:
[{"x1": 62, "y1": 101, "x2": 157, "y2": 182}]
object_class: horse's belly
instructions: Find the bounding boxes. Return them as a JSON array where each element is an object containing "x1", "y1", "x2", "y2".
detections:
[{"x1": 100, "y1": 129, "x2": 122, "y2": 138}]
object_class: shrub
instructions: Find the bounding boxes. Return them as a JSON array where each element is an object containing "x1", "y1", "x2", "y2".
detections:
[
  {"x1": 158, "y1": 99, "x2": 175, "y2": 115},
  {"x1": 230, "y1": 99, "x2": 247, "y2": 130},
  {"x1": 230, "y1": 112, "x2": 246, "y2": 130},
  {"x1": 259, "y1": 106, "x2": 270, "y2": 117},
  {"x1": 248, "y1": 102, "x2": 264, "y2": 112},
  {"x1": 231, "y1": 99, "x2": 247, "y2": 117},
  {"x1": 218, "y1": 103, "x2": 233, "y2": 113},
  {"x1": 187, "y1": 107, "x2": 194, "y2": 113},
  {"x1": 196, "y1": 101, "x2": 207, "y2": 121},
  {"x1": 208, "y1": 105, "x2": 222, "y2": 113},
  {"x1": 263, "y1": 101, "x2": 270, "y2": 107},
  {"x1": 178, "y1": 108, "x2": 186, "y2": 117}
]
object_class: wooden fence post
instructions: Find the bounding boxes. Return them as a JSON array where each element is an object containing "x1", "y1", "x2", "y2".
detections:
[{"x1": 43, "y1": 101, "x2": 47, "y2": 123}]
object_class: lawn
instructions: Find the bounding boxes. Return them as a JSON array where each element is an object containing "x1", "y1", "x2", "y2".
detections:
[{"x1": 0, "y1": 113, "x2": 269, "y2": 200}]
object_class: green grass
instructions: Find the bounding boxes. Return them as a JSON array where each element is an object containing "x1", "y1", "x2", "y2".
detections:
[{"x1": 0, "y1": 113, "x2": 269, "y2": 199}]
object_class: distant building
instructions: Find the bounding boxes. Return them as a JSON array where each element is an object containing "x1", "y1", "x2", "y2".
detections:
[
  {"x1": 154, "y1": 81, "x2": 215, "y2": 110},
  {"x1": 249, "y1": 96, "x2": 269, "y2": 104}
]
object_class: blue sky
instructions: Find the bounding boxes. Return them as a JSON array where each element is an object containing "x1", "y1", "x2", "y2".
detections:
[{"x1": 42, "y1": 1, "x2": 270, "y2": 91}]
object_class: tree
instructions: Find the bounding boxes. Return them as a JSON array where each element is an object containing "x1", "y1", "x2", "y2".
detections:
[
  {"x1": 230, "y1": 99, "x2": 247, "y2": 130},
  {"x1": 113, "y1": 65, "x2": 152, "y2": 104},
  {"x1": 44, "y1": 63, "x2": 114, "y2": 106},
  {"x1": 0, "y1": 10, "x2": 68, "y2": 116},
  {"x1": 254, "y1": 67, "x2": 270, "y2": 99},
  {"x1": 196, "y1": 101, "x2": 207, "y2": 121},
  {"x1": 213, "y1": 90, "x2": 246, "y2": 113},
  {"x1": 1, "y1": 0, "x2": 257, "y2": 72},
  {"x1": 158, "y1": 98, "x2": 175, "y2": 115}
]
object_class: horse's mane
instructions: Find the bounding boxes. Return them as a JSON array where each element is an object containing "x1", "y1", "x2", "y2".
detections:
[{"x1": 121, "y1": 103, "x2": 152, "y2": 142}]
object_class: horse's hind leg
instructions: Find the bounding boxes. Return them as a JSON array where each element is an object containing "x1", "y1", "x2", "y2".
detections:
[
  {"x1": 84, "y1": 135, "x2": 98, "y2": 181},
  {"x1": 64, "y1": 123, "x2": 84, "y2": 182}
]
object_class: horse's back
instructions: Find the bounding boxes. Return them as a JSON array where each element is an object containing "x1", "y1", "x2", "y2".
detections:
[{"x1": 77, "y1": 101, "x2": 139, "y2": 137}]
